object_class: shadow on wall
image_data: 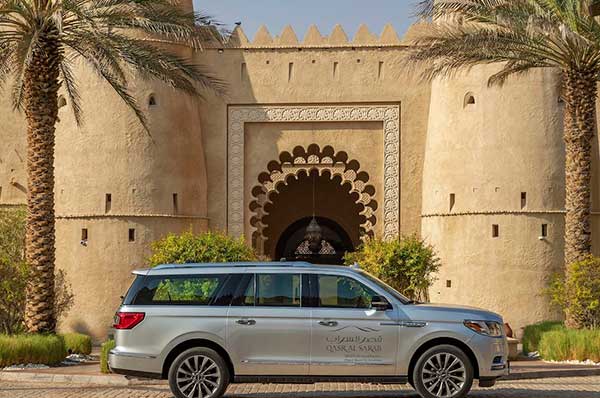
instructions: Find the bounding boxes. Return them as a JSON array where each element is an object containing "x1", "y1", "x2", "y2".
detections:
[{"x1": 68, "y1": 320, "x2": 94, "y2": 341}]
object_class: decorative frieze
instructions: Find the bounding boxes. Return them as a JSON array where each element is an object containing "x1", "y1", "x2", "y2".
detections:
[{"x1": 227, "y1": 104, "x2": 400, "y2": 240}]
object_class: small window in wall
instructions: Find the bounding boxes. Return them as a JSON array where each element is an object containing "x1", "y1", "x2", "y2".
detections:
[
  {"x1": 172, "y1": 193, "x2": 179, "y2": 213},
  {"x1": 446, "y1": 280, "x2": 452, "y2": 288},
  {"x1": 105, "y1": 193, "x2": 112, "y2": 213},
  {"x1": 241, "y1": 63, "x2": 247, "y2": 81},
  {"x1": 464, "y1": 92, "x2": 476, "y2": 108},
  {"x1": 521, "y1": 192, "x2": 527, "y2": 209},
  {"x1": 81, "y1": 228, "x2": 88, "y2": 241},
  {"x1": 333, "y1": 61, "x2": 339, "y2": 79},
  {"x1": 58, "y1": 96, "x2": 67, "y2": 108},
  {"x1": 148, "y1": 95, "x2": 157, "y2": 107},
  {"x1": 0, "y1": 186, "x2": 2, "y2": 201},
  {"x1": 541, "y1": 224, "x2": 548, "y2": 238},
  {"x1": 492, "y1": 224, "x2": 499, "y2": 238},
  {"x1": 378, "y1": 61, "x2": 384, "y2": 79},
  {"x1": 128, "y1": 228, "x2": 136, "y2": 242},
  {"x1": 449, "y1": 193, "x2": 456, "y2": 212},
  {"x1": 288, "y1": 62, "x2": 294, "y2": 81}
]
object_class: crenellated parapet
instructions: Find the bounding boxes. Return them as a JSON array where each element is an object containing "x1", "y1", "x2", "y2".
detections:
[{"x1": 206, "y1": 24, "x2": 408, "y2": 49}]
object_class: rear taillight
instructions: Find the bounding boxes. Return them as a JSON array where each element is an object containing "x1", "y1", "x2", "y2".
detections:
[{"x1": 113, "y1": 312, "x2": 145, "y2": 329}]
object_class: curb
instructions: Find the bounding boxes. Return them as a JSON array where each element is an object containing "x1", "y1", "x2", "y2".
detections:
[
  {"x1": 503, "y1": 368, "x2": 600, "y2": 381},
  {"x1": 0, "y1": 370, "x2": 162, "y2": 386}
]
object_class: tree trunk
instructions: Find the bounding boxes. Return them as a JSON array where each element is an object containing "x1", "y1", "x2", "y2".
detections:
[
  {"x1": 563, "y1": 69, "x2": 597, "y2": 329},
  {"x1": 23, "y1": 24, "x2": 61, "y2": 333}
]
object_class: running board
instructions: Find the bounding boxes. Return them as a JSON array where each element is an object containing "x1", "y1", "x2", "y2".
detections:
[{"x1": 233, "y1": 375, "x2": 408, "y2": 384}]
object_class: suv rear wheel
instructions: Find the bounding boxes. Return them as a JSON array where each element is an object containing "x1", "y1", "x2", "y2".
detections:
[
  {"x1": 168, "y1": 347, "x2": 230, "y2": 398},
  {"x1": 412, "y1": 345, "x2": 474, "y2": 398}
]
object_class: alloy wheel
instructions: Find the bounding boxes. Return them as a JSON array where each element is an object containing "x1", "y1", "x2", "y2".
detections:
[
  {"x1": 175, "y1": 355, "x2": 222, "y2": 398},
  {"x1": 421, "y1": 352, "x2": 467, "y2": 398}
]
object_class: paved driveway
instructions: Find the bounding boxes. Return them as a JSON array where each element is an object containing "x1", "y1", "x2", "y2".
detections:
[{"x1": 1, "y1": 376, "x2": 599, "y2": 398}]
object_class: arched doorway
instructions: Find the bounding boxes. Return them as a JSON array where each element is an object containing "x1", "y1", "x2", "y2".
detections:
[
  {"x1": 275, "y1": 217, "x2": 354, "y2": 264},
  {"x1": 249, "y1": 145, "x2": 378, "y2": 263}
]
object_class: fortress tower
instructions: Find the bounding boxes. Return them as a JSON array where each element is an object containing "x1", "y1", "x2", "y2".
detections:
[
  {"x1": 51, "y1": 0, "x2": 209, "y2": 338},
  {"x1": 421, "y1": 65, "x2": 566, "y2": 332}
]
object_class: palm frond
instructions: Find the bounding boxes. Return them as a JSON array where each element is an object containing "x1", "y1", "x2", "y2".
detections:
[
  {"x1": 406, "y1": 0, "x2": 600, "y2": 84},
  {"x1": 0, "y1": 0, "x2": 227, "y2": 131},
  {"x1": 58, "y1": 58, "x2": 83, "y2": 126}
]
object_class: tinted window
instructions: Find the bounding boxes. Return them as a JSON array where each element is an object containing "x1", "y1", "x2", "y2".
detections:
[
  {"x1": 240, "y1": 275, "x2": 255, "y2": 306},
  {"x1": 131, "y1": 274, "x2": 230, "y2": 305},
  {"x1": 256, "y1": 273, "x2": 301, "y2": 307},
  {"x1": 317, "y1": 275, "x2": 376, "y2": 308}
]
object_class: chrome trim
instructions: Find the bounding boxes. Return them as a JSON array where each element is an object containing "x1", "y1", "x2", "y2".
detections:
[
  {"x1": 380, "y1": 321, "x2": 427, "y2": 327},
  {"x1": 311, "y1": 361, "x2": 394, "y2": 366},
  {"x1": 109, "y1": 350, "x2": 156, "y2": 359},
  {"x1": 241, "y1": 359, "x2": 309, "y2": 365}
]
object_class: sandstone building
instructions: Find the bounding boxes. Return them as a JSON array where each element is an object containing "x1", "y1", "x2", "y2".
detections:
[{"x1": 0, "y1": 2, "x2": 588, "y2": 340}]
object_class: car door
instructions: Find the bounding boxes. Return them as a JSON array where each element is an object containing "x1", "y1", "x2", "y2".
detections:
[
  {"x1": 226, "y1": 272, "x2": 311, "y2": 375},
  {"x1": 309, "y1": 273, "x2": 399, "y2": 376}
]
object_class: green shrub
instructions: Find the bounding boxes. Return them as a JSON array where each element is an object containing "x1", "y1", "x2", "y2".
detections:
[
  {"x1": 62, "y1": 333, "x2": 92, "y2": 355},
  {"x1": 0, "y1": 208, "x2": 74, "y2": 334},
  {"x1": 522, "y1": 321, "x2": 565, "y2": 354},
  {"x1": 100, "y1": 339, "x2": 116, "y2": 374},
  {"x1": 548, "y1": 256, "x2": 600, "y2": 329},
  {"x1": 148, "y1": 231, "x2": 257, "y2": 267},
  {"x1": 345, "y1": 235, "x2": 441, "y2": 301},
  {"x1": 538, "y1": 328, "x2": 600, "y2": 362},
  {"x1": 0, "y1": 334, "x2": 67, "y2": 367},
  {"x1": 0, "y1": 208, "x2": 28, "y2": 335}
]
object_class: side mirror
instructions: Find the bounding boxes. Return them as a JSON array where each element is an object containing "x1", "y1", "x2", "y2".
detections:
[{"x1": 371, "y1": 295, "x2": 391, "y2": 311}]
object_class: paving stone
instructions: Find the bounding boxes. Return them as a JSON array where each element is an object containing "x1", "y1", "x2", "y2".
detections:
[{"x1": 1, "y1": 376, "x2": 600, "y2": 398}]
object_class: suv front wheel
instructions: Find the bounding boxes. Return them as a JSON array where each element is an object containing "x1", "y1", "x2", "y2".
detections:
[
  {"x1": 168, "y1": 347, "x2": 230, "y2": 398},
  {"x1": 412, "y1": 345, "x2": 474, "y2": 398}
]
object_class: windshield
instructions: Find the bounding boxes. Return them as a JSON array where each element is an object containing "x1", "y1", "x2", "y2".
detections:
[{"x1": 358, "y1": 270, "x2": 411, "y2": 304}]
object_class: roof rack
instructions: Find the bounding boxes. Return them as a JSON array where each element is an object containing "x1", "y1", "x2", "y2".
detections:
[{"x1": 152, "y1": 261, "x2": 316, "y2": 270}]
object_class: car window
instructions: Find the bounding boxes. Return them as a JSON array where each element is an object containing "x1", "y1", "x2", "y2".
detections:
[
  {"x1": 317, "y1": 274, "x2": 376, "y2": 309},
  {"x1": 241, "y1": 275, "x2": 255, "y2": 306},
  {"x1": 256, "y1": 273, "x2": 301, "y2": 307},
  {"x1": 131, "y1": 274, "x2": 229, "y2": 305}
]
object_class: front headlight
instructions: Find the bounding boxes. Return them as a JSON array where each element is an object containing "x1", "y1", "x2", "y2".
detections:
[{"x1": 464, "y1": 320, "x2": 503, "y2": 337}]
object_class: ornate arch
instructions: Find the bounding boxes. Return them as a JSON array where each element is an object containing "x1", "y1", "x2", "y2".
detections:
[
  {"x1": 249, "y1": 145, "x2": 378, "y2": 251},
  {"x1": 227, "y1": 104, "x2": 400, "y2": 240}
]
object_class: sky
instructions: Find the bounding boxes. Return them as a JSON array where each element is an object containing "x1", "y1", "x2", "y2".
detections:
[{"x1": 196, "y1": 0, "x2": 418, "y2": 41}]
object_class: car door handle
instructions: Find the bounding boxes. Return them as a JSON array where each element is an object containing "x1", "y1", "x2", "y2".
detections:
[
  {"x1": 318, "y1": 320, "x2": 338, "y2": 327},
  {"x1": 236, "y1": 319, "x2": 256, "y2": 326}
]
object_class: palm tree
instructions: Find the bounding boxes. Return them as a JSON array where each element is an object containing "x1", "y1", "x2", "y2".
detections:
[
  {"x1": 0, "y1": 0, "x2": 225, "y2": 333},
  {"x1": 409, "y1": 0, "x2": 600, "y2": 328}
]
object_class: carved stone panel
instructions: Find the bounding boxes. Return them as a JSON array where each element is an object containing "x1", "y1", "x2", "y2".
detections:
[{"x1": 227, "y1": 104, "x2": 400, "y2": 240}]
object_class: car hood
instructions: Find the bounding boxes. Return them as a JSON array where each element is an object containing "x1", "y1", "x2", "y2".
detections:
[{"x1": 402, "y1": 302, "x2": 503, "y2": 323}]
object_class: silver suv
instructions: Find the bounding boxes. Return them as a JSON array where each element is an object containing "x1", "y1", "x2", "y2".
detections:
[{"x1": 108, "y1": 262, "x2": 508, "y2": 398}]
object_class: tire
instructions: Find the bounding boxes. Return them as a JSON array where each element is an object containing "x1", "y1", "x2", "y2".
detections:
[
  {"x1": 412, "y1": 345, "x2": 474, "y2": 398},
  {"x1": 168, "y1": 347, "x2": 230, "y2": 398}
]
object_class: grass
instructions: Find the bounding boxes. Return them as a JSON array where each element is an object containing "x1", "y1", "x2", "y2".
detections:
[
  {"x1": 539, "y1": 328, "x2": 600, "y2": 362},
  {"x1": 522, "y1": 321, "x2": 565, "y2": 354},
  {"x1": 0, "y1": 334, "x2": 67, "y2": 367},
  {"x1": 62, "y1": 333, "x2": 92, "y2": 355},
  {"x1": 100, "y1": 339, "x2": 116, "y2": 374}
]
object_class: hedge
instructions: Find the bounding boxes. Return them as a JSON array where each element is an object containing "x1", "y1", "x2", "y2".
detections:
[
  {"x1": 522, "y1": 321, "x2": 565, "y2": 354},
  {"x1": 0, "y1": 334, "x2": 67, "y2": 367},
  {"x1": 100, "y1": 339, "x2": 116, "y2": 373},
  {"x1": 539, "y1": 328, "x2": 600, "y2": 362},
  {"x1": 62, "y1": 333, "x2": 92, "y2": 355}
]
